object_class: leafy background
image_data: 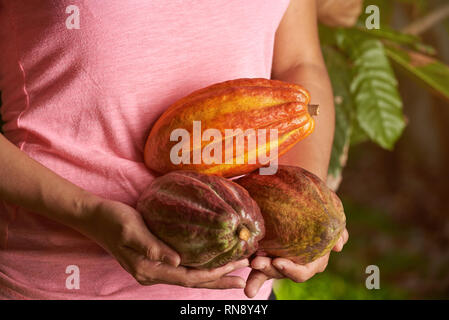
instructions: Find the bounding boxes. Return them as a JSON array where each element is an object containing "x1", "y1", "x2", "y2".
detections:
[{"x1": 275, "y1": 0, "x2": 449, "y2": 300}]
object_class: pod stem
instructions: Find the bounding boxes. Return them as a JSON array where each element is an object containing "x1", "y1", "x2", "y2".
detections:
[
  {"x1": 308, "y1": 104, "x2": 320, "y2": 116},
  {"x1": 238, "y1": 225, "x2": 251, "y2": 241}
]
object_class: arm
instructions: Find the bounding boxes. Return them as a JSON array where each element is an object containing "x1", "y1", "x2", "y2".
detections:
[
  {"x1": 244, "y1": 0, "x2": 348, "y2": 298},
  {"x1": 0, "y1": 132, "x2": 248, "y2": 289},
  {"x1": 272, "y1": 0, "x2": 334, "y2": 181},
  {"x1": 0, "y1": 133, "x2": 100, "y2": 230}
]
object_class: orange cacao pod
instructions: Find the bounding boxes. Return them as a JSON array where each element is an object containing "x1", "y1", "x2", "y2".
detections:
[{"x1": 144, "y1": 78, "x2": 317, "y2": 178}]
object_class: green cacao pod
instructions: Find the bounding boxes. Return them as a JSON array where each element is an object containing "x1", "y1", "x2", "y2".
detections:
[
  {"x1": 236, "y1": 165, "x2": 346, "y2": 264},
  {"x1": 136, "y1": 171, "x2": 265, "y2": 268}
]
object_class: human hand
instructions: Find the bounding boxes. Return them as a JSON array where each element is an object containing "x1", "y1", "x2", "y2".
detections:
[
  {"x1": 244, "y1": 228, "x2": 349, "y2": 298},
  {"x1": 80, "y1": 198, "x2": 249, "y2": 289},
  {"x1": 316, "y1": 0, "x2": 363, "y2": 27}
]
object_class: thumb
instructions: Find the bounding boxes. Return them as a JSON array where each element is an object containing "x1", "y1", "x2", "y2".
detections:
[{"x1": 127, "y1": 226, "x2": 181, "y2": 267}]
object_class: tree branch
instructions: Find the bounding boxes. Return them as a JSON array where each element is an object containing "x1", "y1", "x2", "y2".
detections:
[{"x1": 402, "y1": 3, "x2": 449, "y2": 36}]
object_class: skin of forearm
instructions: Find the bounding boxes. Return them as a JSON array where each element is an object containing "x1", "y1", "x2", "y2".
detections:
[
  {"x1": 0, "y1": 133, "x2": 100, "y2": 230},
  {"x1": 272, "y1": 63, "x2": 335, "y2": 181}
]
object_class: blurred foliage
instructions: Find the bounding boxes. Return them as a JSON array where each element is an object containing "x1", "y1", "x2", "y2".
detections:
[
  {"x1": 385, "y1": 45, "x2": 449, "y2": 100},
  {"x1": 337, "y1": 31, "x2": 406, "y2": 150},
  {"x1": 279, "y1": 0, "x2": 449, "y2": 300},
  {"x1": 274, "y1": 199, "x2": 441, "y2": 299},
  {"x1": 324, "y1": 46, "x2": 354, "y2": 178},
  {"x1": 324, "y1": 0, "x2": 449, "y2": 182}
]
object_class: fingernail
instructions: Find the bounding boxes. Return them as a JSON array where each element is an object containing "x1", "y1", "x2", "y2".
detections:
[{"x1": 248, "y1": 289, "x2": 256, "y2": 298}]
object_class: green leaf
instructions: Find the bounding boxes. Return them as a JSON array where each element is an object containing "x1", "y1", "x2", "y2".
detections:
[
  {"x1": 337, "y1": 32, "x2": 406, "y2": 150},
  {"x1": 350, "y1": 119, "x2": 369, "y2": 146},
  {"x1": 356, "y1": 24, "x2": 419, "y2": 45},
  {"x1": 385, "y1": 45, "x2": 449, "y2": 102},
  {"x1": 322, "y1": 46, "x2": 353, "y2": 179},
  {"x1": 355, "y1": 24, "x2": 436, "y2": 55}
]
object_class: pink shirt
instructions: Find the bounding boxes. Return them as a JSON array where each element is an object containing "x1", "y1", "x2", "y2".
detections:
[{"x1": 0, "y1": 0, "x2": 290, "y2": 299}]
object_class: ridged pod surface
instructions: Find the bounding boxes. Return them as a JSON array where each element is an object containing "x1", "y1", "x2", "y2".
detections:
[
  {"x1": 236, "y1": 165, "x2": 346, "y2": 264},
  {"x1": 144, "y1": 78, "x2": 316, "y2": 178},
  {"x1": 136, "y1": 171, "x2": 265, "y2": 268}
]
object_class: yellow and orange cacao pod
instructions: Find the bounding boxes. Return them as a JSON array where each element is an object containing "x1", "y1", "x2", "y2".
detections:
[{"x1": 144, "y1": 78, "x2": 317, "y2": 178}]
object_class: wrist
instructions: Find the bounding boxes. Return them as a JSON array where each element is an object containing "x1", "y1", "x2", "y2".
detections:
[{"x1": 70, "y1": 190, "x2": 105, "y2": 233}]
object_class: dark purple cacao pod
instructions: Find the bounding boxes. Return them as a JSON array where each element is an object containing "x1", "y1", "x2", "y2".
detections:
[{"x1": 136, "y1": 171, "x2": 265, "y2": 269}]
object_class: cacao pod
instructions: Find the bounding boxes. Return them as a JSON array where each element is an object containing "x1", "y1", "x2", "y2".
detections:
[
  {"x1": 136, "y1": 170, "x2": 265, "y2": 268},
  {"x1": 144, "y1": 78, "x2": 317, "y2": 178},
  {"x1": 236, "y1": 165, "x2": 346, "y2": 264}
]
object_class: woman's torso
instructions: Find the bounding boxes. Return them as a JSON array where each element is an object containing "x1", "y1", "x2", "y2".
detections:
[{"x1": 0, "y1": 0, "x2": 289, "y2": 299}]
